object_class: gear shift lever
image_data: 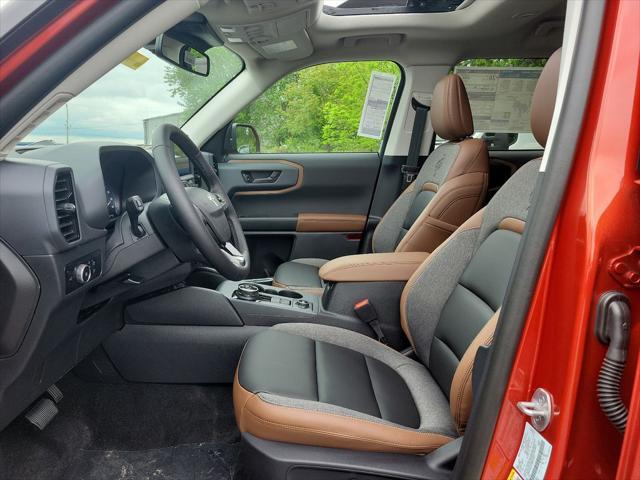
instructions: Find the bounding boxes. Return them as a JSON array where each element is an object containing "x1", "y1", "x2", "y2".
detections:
[{"x1": 126, "y1": 195, "x2": 145, "y2": 237}]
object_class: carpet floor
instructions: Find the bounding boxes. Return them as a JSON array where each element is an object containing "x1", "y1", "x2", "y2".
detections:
[{"x1": 0, "y1": 374, "x2": 240, "y2": 480}]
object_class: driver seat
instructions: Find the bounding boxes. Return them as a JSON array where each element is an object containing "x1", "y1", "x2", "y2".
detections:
[
  {"x1": 234, "y1": 49, "x2": 561, "y2": 455},
  {"x1": 272, "y1": 73, "x2": 489, "y2": 292}
]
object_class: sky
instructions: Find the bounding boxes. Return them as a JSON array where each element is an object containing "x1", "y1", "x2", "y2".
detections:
[{"x1": 25, "y1": 51, "x2": 185, "y2": 146}]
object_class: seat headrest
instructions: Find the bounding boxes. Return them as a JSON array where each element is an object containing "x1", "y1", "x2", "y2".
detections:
[
  {"x1": 430, "y1": 74, "x2": 474, "y2": 142},
  {"x1": 531, "y1": 48, "x2": 562, "y2": 147}
]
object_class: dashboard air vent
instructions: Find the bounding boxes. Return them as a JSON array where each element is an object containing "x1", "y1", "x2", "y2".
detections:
[{"x1": 54, "y1": 171, "x2": 80, "y2": 243}]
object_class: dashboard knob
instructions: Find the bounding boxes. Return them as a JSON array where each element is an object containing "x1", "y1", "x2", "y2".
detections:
[
  {"x1": 74, "y1": 264, "x2": 92, "y2": 284},
  {"x1": 236, "y1": 283, "x2": 260, "y2": 301}
]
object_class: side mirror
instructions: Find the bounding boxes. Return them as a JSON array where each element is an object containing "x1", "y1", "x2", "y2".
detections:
[
  {"x1": 154, "y1": 34, "x2": 209, "y2": 76},
  {"x1": 226, "y1": 123, "x2": 260, "y2": 154}
]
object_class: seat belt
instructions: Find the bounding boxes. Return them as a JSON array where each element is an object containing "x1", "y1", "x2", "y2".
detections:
[
  {"x1": 401, "y1": 97, "x2": 430, "y2": 190},
  {"x1": 354, "y1": 299, "x2": 388, "y2": 344}
]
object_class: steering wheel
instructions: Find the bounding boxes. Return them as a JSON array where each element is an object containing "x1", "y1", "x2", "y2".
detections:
[{"x1": 151, "y1": 124, "x2": 250, "y2": 280}]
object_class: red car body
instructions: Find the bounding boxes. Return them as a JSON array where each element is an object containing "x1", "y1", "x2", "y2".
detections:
[{"x1": 484, "y1": 1, "x2": 640, "y2": 478}]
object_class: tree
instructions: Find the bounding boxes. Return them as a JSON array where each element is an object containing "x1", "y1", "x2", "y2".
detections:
[{"x1": 235, "y1": 61, "x2": 400, "y2": 153}]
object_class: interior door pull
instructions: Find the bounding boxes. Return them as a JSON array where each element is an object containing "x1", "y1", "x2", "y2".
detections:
[{"x1": 241, "y1": 170, "x2": 281, "y2": 184}]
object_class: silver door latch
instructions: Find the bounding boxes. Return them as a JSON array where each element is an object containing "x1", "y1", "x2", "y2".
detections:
[{"x1": 517, "y1": 387, "x2": 554, "y2": 432}]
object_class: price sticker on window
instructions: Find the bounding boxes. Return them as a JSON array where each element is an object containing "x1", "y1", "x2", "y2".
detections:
[{"x1": 358, "y1": 71, "x2": 397, "y2": 139}]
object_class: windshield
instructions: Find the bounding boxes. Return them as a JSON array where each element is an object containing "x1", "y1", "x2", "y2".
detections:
[{"x1": 22, "y1": 45, "x2": 243, "y2": 147}]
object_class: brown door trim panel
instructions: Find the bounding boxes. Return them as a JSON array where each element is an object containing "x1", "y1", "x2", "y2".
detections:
[{"x1": 296, "y1": 213, "x2": 367, "y2": 232}]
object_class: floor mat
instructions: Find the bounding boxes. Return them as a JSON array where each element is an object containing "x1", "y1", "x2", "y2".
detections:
[{"x1": 0, "y1": 375, "x2": 240, "y2": 480}]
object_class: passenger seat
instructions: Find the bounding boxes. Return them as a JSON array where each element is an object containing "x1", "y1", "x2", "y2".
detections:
[{"x1": 273, "y1": 74, "x2": 489, "y2": 291}]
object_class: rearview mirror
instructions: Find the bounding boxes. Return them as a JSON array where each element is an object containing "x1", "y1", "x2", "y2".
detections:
[
  {"x1": 154, "y1": 34, "x2": 209, "y2": 76},
  {"x1": 226, "y1": 124, "x2": 261, "y2": 154}
]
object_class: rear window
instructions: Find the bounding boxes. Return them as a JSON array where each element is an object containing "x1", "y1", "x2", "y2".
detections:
[{"x1": 440, "y1": 59, "x2": 547, "y2": 151}]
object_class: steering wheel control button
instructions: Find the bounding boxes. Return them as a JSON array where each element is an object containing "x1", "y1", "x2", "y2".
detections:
[
  {"x1": 65, "y1": 251, "x2": 102, "y2": 293},
  {"x1": 236, "y1": 283, "x2": 260, "y2": 301},
  {"x1": 74, "y1": 264, "x2": 92, "y2": 284},
  {"x1": 295, "y1": 299, "x2": 310, "y2": 309}
]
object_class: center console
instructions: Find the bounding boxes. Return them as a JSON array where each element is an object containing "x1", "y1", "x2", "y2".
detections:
[
  {"x1": 220, "y1": 281, "x2": 316, "y2": 312},
  {"x1": 101, "y1": 252, "x2": 428, "y2": 385},
  {"x1": 214, "y1": 277, "x2": 368, "y2": 334},
  {"x1": 215, "y1": 251, "x2": 429, "y2": 350}
]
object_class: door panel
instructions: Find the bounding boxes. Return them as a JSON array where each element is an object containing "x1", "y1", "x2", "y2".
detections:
[{"x1": 218, "y1": 152, "x2": 381, "y2": 277}]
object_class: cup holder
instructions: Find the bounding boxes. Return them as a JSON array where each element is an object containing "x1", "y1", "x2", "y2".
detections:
[{"x1": 278, "y1": 290, "x2": 303, "y2": 299}]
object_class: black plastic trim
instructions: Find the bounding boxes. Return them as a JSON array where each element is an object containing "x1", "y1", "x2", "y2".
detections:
[
  {"x1": 239, "y1": 433, "x2": 462, "y2": 480},
  {"x1": 453, "y1": 2, "x2": 606, "y2": 478},
  {"x1": 0, "y1": 238, "x2": 40, "y2": 358}
]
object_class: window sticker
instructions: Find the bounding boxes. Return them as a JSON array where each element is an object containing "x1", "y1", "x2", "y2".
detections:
[
  {"x1": 512, "y1": 422, "x2": 552, "y2": 480},
  {"x1": 358, "y1": 71, "x2": 397, "y2": 139},
  {"x1": 454, "y1": 66, "x2": 542, "y2": 133}
]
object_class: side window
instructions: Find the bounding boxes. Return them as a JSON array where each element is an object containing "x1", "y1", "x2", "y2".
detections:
[
  {"x1": 232, "y1": 61, "x2": 401, "y2": 154},
  {"x1": 440, "y1": 58, "x2": 547, "y2": 151}
]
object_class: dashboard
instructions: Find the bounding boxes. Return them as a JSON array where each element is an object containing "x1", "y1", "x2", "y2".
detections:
[
  {"x1": 0, "y1": 141, "x2": 186, "y2": 430},
  {"x1": 1, "y1": 142, "x2": 171, "y2": 292}
]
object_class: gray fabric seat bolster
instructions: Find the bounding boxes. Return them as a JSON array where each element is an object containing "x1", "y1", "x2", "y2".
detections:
[{"x1": 237, "y1": 323, "x2": 458, "y2": 437}]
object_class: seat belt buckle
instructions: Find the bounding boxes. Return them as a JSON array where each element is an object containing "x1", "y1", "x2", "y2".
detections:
[
  {"x1": 401, "y1": 165, "x2": 419, "y2": 184},
  {"x1": 354, "y1": 299, "x2": 388, "y2": 344}
]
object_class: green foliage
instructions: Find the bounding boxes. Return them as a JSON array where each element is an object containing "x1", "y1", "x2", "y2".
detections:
[
  {"x1": 235, "y1": 61, "x2": 400, "y2": 153},
  {"x1": 164, "y1": 56, "x2": 400, "y2": 153},
  {"x1": 164, "y1": 46, "x2": 243, "y2": 121}
]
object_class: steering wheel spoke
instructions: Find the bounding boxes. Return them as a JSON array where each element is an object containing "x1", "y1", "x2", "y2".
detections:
[{"x1": 223, "y1": 242, "x2": 246, "y2": 266}]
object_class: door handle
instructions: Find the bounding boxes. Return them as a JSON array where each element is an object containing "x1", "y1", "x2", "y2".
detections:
[{"x1": 241, "y1": 170, "x2": 281, "y2": 184}]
